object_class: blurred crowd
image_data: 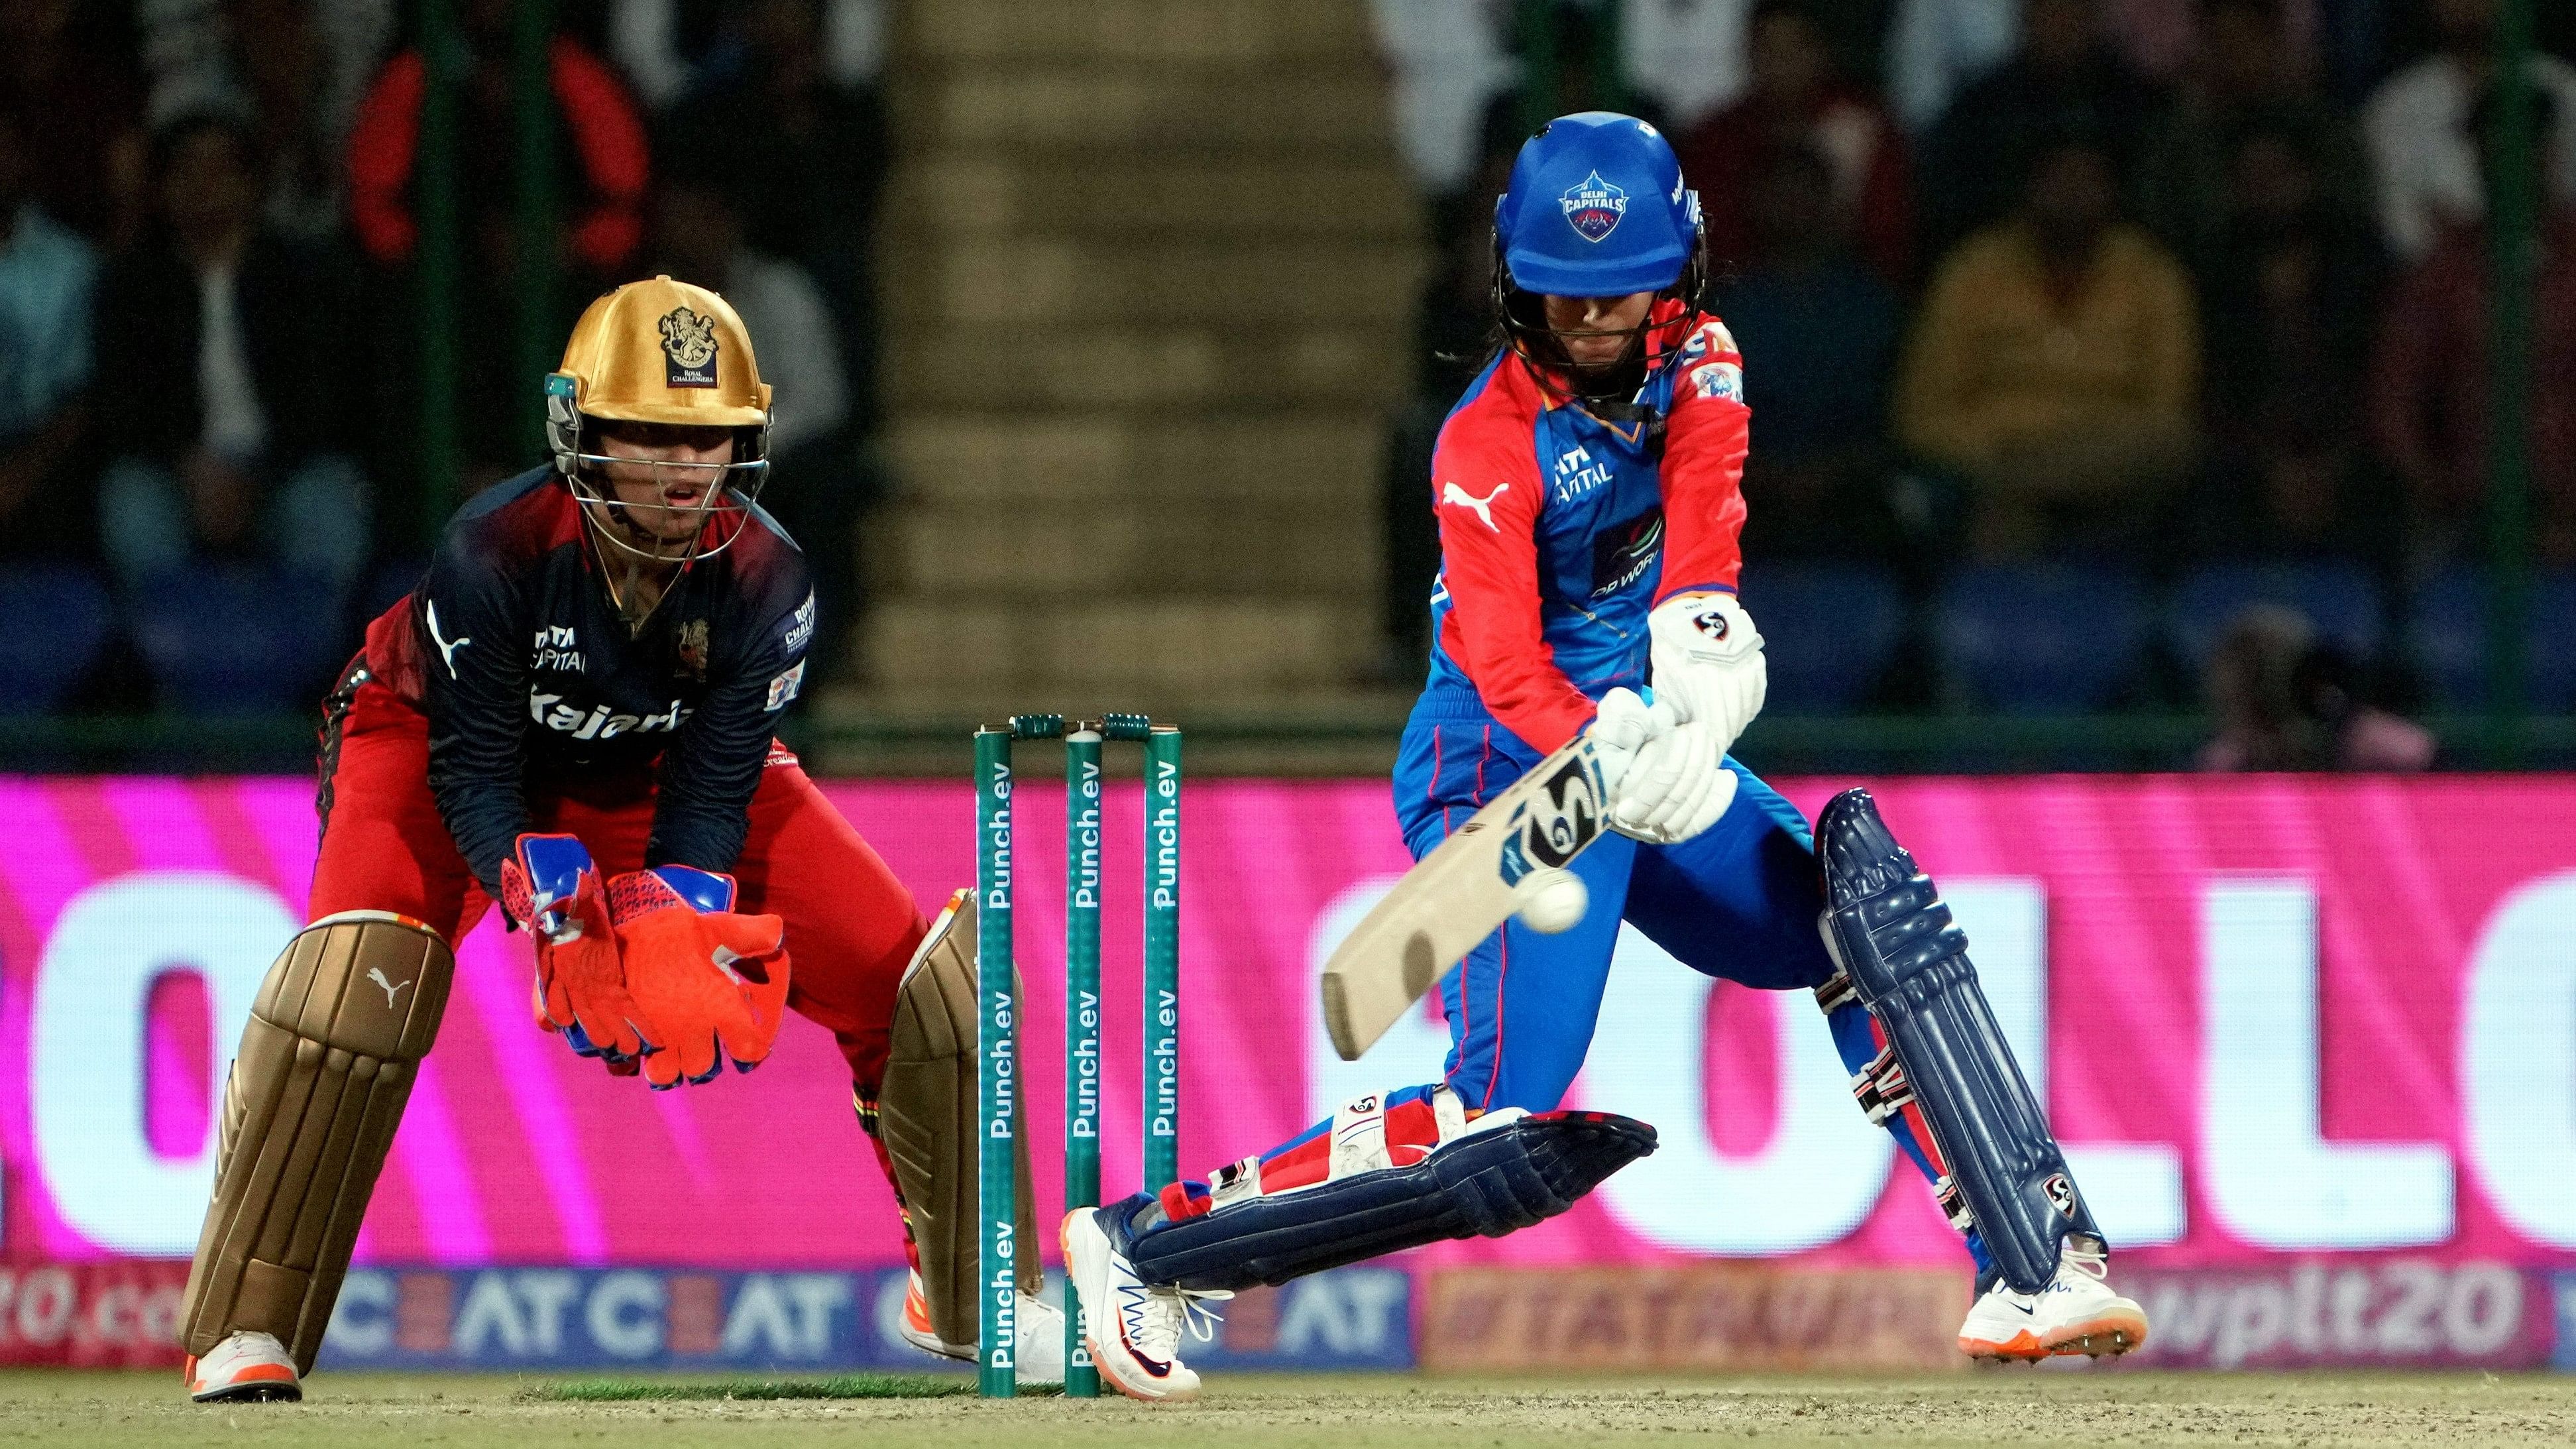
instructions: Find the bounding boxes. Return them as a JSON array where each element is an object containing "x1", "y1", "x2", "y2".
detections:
[
  {"x1": 0, "y1": 0, "x2": 887, "y2": 717},
  {"x1": 2, "y1": 0, "x2": 2565, "y2": 765},
  {"x1": 1374, "y1": 0, "x2": 2576, "y2": 762}
]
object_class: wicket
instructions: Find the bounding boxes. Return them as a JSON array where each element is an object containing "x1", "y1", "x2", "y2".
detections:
[{"x1": 973, "y1": 713, "x2": 1182, "y2": 1399}]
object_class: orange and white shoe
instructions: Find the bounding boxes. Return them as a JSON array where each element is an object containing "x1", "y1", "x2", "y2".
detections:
[
  {"x1": 1958, "y1": 1242, "x2": 2148, "y2": 1361},
  {"x1": 186, "y1": 1330, "x2": 301, "y2": 1403},
  {"x1": 894, "y1": 1269, "x2": 1066, "y2": 1385},
  {"x1": 1062, "y1": 1204, "x2": 1228, "y2": 1403}
]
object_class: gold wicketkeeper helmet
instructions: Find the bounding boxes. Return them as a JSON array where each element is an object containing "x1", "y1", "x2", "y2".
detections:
[{"x1": 545, "y1": 275, "x2": 775, "y2": 562}]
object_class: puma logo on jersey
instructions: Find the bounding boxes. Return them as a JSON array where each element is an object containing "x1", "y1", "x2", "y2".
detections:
[
  {"x1": 1441, "y1": 481, "x2": 1509, "y2": 530},
  {"x1": 366, "y1": 968, "x2": 413, "y2": 1010},
  {"x1": 425, "y1": 601, "x2": 471, "y2": 679}
]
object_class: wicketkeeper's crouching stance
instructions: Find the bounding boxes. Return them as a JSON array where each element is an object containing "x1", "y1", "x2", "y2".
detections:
[
  {"x1": 176, "y1": 278, "x2": 1056, "y2": 1401},
  {"x1": 1060, "y1": 115, "x2": 2147, "y2": 1403}
]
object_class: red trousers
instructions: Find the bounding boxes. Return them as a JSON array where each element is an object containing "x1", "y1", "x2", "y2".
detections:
[{"x1": 309, "y1": 677, "x2": 927, "y2": 1091}]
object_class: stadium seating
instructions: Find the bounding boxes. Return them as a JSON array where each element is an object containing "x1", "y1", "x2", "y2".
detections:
[
  {"x1": 2406, "y1": 565, "x2": 2576, "y2": 711},
  {"x1": 1937, "y1": 564, "x2": 2149, "y2": 712},
  {"x1": 1741, "y1": 563, "x2": 1904, "y2": 711},
  {"x1": 0, "y1": 564, "x2": 114, "y2": 715},
  {"x1": 129, "y1": 565, "x2": 349, "y2": 716},
  {"x1": 2164, "y1": 561, "x2": 2385, "y2": 673}
]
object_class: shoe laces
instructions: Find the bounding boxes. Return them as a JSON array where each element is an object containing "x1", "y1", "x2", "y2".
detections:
[
  {"x1": 214, "y1": 1330, "x2": 290, "y2": 1367},
  {"x1": 2062, "y1": 1242, "x2": 2109, "y2": 1283},
  {"x1": 1120, "y1": 1283, "x2": 1233, "y2": 1362}
]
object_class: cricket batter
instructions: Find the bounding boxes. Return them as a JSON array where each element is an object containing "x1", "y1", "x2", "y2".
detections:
[
  {"x1": 176, "y1": 277, "x2": 1057, "y2": 1400},
  {"x1": 1062, "y1": 115, "x2": 2150, "y2": 1401}
]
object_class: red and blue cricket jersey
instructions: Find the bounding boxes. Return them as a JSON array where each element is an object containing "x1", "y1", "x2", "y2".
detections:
[
  {"x1": 1420, "y1": 301, "x2": 1750, "y2": 754},
  {"x1": 1156, "y1": 306, "x2": 1989, "y2": 1281}
]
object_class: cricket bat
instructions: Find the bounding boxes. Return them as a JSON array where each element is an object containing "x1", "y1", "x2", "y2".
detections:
[{"x1": 1319, "y1": 734, "x2": 1612, "y2": 1061}]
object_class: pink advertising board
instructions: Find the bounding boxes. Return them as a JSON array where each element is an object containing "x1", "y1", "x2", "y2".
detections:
[{"x1": 3, "y1": 776, "x2": 2574, "y2": 1279}]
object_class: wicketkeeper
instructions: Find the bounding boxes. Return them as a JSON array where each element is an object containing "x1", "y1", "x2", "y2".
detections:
[
  {"x1": 1060, "y1": 115, "x2": 2149, "y2": 1401},
  {"x1": 177, "y1": 278, "x2": 1055, "y2": 1400}
]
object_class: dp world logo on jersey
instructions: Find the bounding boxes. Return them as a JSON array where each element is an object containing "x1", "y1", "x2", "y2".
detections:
[{"x1": 1559, "y1": 171, "x2": 1628, "y2": 243}]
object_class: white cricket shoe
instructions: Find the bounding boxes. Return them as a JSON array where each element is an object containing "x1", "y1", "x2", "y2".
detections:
[
  {"x1": 1956, "y1": 1241, "x2": 2148, "y2": 1361},
  {"x1": 895, "y1": 1269, "x2": 1065, "y2": 1385},
  {"x1": 185, "y1": 1330, "x2": 301, "y2": 1403},
  {"x1": 1062, "y1": 1204, "x2": 1229, "y2": 1403}
]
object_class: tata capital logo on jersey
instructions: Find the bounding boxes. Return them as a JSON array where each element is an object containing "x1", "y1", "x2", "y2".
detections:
[
  {"x1": 530, "y1": 623, "x2": 583, "y2": 673},
  {"x1": 1560, "y1": 171, "x2": 1628, "y2": 243},
  {"x1": 1553, "y1": 445, "x2": 1613, "y2": 503}
]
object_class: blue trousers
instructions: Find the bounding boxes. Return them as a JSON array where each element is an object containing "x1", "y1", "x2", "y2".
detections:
[
  {"x1": 1396, "y1": 711, "x2": 1836, "y2": 1110},
  {"x1": 1269, "y1": 693, "x2": 1986, "y2": 1270}
]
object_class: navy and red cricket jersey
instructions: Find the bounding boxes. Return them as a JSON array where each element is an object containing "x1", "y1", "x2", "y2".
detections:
[{"x1": 360, "y1": 466, "x2": 814, "y2": 898}]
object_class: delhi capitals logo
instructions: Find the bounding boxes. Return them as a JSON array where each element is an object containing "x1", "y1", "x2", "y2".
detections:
[{"x1": 1559, "y1": 170, "x2": 1628, "y2": 243}]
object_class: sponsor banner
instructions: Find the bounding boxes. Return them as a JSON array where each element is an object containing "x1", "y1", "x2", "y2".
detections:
[
  {"x1": 2117, "y1": 1262, "x2": 2553, "y2": 1369},
  {"x1": 315, "y1": 1266, "x2": 1409, "y2": 1373},
  {"x1": 1201, "y1": 1269, "x2": 1413, "y2": 1370},
  {"x1": 321, "y1": 1268, "x2": 875, "y2": 1373},
  {"x1": 1422, "y1": 1265, "x2": 1964, "y2": 1373},
  {"x1": 0, "y1": 1261, "x2": 190, "y2": 1367},
  {"x1": 1, "y1": 777, "x2": 2575, "y2": 1276}
]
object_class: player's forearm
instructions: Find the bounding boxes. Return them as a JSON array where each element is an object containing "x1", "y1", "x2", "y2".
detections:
[
  {"x1": 643, "y1": 774, "x2": 755, "y2": 875},
  {"x1": 645, "y1": 715, "x2": 771, "y2": 874},
  {"x1": 1441, "y1": 580, "x2": 1597, "y2": 752},
  {"x1": 425, "y1": 762, "x2": 530, "y2": 899},
  {"x1": 1474, "y1": 687, "x2": 1596, "y2": 756}
]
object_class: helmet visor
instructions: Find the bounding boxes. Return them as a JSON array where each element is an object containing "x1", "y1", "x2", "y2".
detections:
[{"x1": 568, "y1": 452, "x2": 772, "y2": 562}]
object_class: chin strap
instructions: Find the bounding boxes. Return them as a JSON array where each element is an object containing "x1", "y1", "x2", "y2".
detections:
[{"x1": 571, "y1": 481, "x2": 708, "y2": 633}]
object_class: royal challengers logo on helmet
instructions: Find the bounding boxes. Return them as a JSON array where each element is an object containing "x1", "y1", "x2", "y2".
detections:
[
  {"x1": 659, "y1": 306, "x2": 721, "y2": 388},
  {"x1": 1559, "y1": 170, "x2": 1629, "y2": 243}
]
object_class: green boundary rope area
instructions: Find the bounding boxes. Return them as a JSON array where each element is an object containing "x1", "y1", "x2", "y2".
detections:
[{"x1": 522, "y1": 1373, "x2": 1064, "y2": 1401}]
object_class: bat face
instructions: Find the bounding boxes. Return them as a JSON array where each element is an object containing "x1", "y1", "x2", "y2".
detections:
[
  {"x1": 1321, "y1": 734, "x2": 1616, "y2": 1062},
  {"x1": 1500, "y1": 750, "x2": 1604, "y2": 885}
]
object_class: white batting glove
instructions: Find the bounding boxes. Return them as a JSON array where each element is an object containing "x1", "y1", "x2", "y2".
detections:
[
  {"x1": 1586, "y1": 686, "x2": 1661, "y2": 798},
  {"x1": 1647, "y1": 592, "x2": 1767, "y2": 755},
  {"x1": 1589, "y1": 687, "x2": 1736, "y2": 846}
]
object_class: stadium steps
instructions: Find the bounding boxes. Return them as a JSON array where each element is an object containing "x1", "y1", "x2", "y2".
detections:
[
  {"x1": 889, "y1": 500, "x2": 1375, "y2": 597},
  {"x1": 883, "y1": 158, "x2": 1418, "y2": 243},
  {"x1": 887, "y1": 416, "x2": 1378, "y2": 505},
  {"x1": 881, "y1": 243, "x2": 1422, "y2": 327},
  {"x1": 852, "y1": 0, "x2": 1422, "y2": 723},
  {"x1": 911, "y1": 0, "x2": 1376, "y2": 64},
  {"x1": 923, "y1": 70, "x2": 1394, "y2": 156}
]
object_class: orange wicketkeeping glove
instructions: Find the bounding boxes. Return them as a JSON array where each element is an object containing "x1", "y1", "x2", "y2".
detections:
[
  {"x1": 499, "y1": 833, "x2": 654, "y2": 1062},
  {"x1": 606, "y1": 866, "x2": 791, "y2": 1090}
]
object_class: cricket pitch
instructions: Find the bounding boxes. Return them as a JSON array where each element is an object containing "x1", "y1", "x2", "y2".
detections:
[{"x1": 3, "y1": 1369, "x2": 2573, "y2": 1448}]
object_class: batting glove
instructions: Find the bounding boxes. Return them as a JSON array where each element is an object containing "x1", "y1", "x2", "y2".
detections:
[
  {"x1": 1589, "y1": 687, "x2": 1736, "y2": 846},
  {"x1": 1647, "y1": 591, "x2": 1767, "y2": 755}
]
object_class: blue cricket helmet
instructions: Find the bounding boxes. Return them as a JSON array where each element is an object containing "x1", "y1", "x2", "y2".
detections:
[{"x1": 1496, "y1": 111, "x2": 1701, "y2": 297}]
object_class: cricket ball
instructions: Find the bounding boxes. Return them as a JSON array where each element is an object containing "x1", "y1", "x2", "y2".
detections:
[{"x1": 1516, "y1": 866, "x2": 1589, "y2": 934}]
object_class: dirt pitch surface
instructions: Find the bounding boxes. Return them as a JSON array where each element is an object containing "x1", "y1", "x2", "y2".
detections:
[{"x1": 4, "y1": 1369, "x2": 2573, "y2": 1448}]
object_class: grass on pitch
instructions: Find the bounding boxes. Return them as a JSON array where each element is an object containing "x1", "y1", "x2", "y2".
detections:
[
  {"x1": 525, "y1": 1371, "x2": 1064, "y2": 1401},
  {"x1": 7, "y1": 1368, "x2": 2575, "y2": 1448}
]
